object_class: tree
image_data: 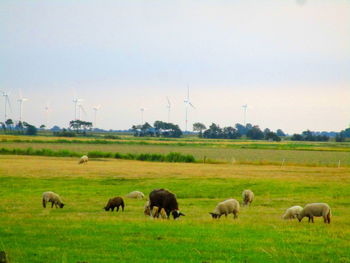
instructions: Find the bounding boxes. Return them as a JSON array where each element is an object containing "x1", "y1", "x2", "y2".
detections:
[
  {"x1": 25, "y1": 125, "x2": 37, "y2": 135},
  {"x1": 222, "y1": 126, "x2": 241, "y2": 139},
  {"x1": 5, "y1": 119, "x2": 13, "y2": 130},
  {"x1": 203, "y1": 123, "x2": 222, "y2": 139},
  {"x1": 235, "y1": 123, "x2": 247, "y2": 135},
  {"x1": 246, "y1": 125, "x2": 264, "y2": 140},
  {"x1": 335, "y1": 132, "x2": 345, "y2": 142},
  {"x1": 276, "y1": 129, "x2": 286, "y2": 137},
  {"x1": 291, "y1": 134, "x2": 303, "y2": 141},
  {"x1": 193, "y1": 122, "x2": 206, "y2": 137},
  {"x1": 265, "y1": 131, "x2": 281, "y2": 142},
  {"x1": 40, "y1": 124, "x2": 46, "y2": 129}
]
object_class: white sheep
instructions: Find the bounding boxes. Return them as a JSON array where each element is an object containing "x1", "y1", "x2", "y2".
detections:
[
  {"x1": 78, "y1": 155, "x2": 88, "y2": 164},
  {"x1": 42, "y1": 191, "x2": 64, "y2": 208},
  {"x1": 297, "y1": 203, "x2": 331, "y2": 224},
  {"x1": 210, "y1": 198, "x2": 240, "y2": 219},
  {"x1": 242, "y1": 189, "x2": 254, "y2": 206},
  {"x1": 126, "y1": 191, "x2": 145, "y2": 199},
  {"x1": 282, "y1": 205, "x2": 303, "y2": 220}
]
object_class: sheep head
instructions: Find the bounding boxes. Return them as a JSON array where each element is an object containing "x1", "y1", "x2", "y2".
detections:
[
  {"x1": 60, "y1": 203, "x2": 65, "y2": 208},
  {"x1": 209, "y1": 212, "x2": 220, "y2": 219},
  {"x1": 172, "y1": 210, "x2": 185, "y2": 219}
]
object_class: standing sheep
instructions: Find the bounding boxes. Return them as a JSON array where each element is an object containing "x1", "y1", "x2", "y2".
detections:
[
  {"x1": 42, "y1": 191, "x2": 65, "y2": 208},
  {"x1": 297, "y1": 203, "x2": 331, "y2": 224},
  {"x1": 78, "y1": 155, "x2": 88, "y2": 164},
  {"x1": 282, "y1": 205, "x2": 303, "y2": 220},
  {"x1": 126, "y1": 191, "x2": 145, "y2": 199},
  {"x1": 104, "y1": 197, "x2": 125, "y2": 212},
  {"x1": 242, "y1": 189, "x2": 254, "y2": 206},
  {"x1": 149, "y1": 189, "x2": 185, "y2": 219},
  {"x1": 210, "y1": 199, "x2": 240, "y2": 219}
]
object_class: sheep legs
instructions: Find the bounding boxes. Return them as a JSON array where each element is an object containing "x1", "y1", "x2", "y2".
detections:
[{"x1": 308, "y1": 216, "x2": 314, "y2": 223}]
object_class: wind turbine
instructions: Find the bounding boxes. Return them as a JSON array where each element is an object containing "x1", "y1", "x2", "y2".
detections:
[
  {"x1": 166, "y1": 97, "x2": 171, "y2": 122},
  {"x1": 44, "y1": 102, "x2": 51, "y2": 128},
  {"x1": 77, "y1": 102, "x2": 87, "y2": 120},
  {"x1": 0, "y1": 90, "x2": 12, "y2": 121},
  {"x1": 73, "y1": 97, "x2": 83, "y2": 120},
  {"x1": 242, "y1": 104, "x2": 248, "y2": 126},
  {"x1": 140, "y1": 108, "x2": 145, "y2": 124},
  {"x1": 184, "y1": 85, "x2": 195, "y2": 132},
  {"x1": 93, "y1": 105, "x2": 101, "y2": 128},
  {"x1": 18, "y1": 91, "x2": 28, "y2": 122}
]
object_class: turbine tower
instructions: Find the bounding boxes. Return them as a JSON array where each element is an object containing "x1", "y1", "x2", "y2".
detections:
[
  {"x1": 44, "y1": 102, "x2": 50, "y2": 128},
  {"x1": 0, "y1": 90, "x2": 12, "y2": 121},
  {"x1": 77, "y1": 103, "x2": 87, "y2": 120},
  {"x1": 18, "y1": 92, "x2": 28, "y2": 122},
  {"x1": 73, "y1": 98, "x2": 83, "y2": 120},
  {"x1": 140, "y1": 108, "x2": 145, "y2": 124},
  {"x1": 166, "y1": 97, "x2": 171, "y2": 122},
  {"x1": 93, "y1": 105, "x2": 101, "y2": 128},
  {"x1": 184, "y1": 85, "x2": 195, "y2": 132},
  {"x1": 242, "y1": 104, "x2": 248, "y2": 126}
]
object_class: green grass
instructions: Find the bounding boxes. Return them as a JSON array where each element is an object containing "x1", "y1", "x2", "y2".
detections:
[
  {"x1": 0, "y1": 155, "x2": 349, "y2": 262},
  {"x1": 1, "y1": 141, "x2": 349, "y2": 166}
]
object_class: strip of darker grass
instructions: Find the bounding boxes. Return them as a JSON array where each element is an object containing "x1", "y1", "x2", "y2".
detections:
[
  {"x1": 0, "y1": 147, "x2": 196, "y2": 163},
  {"x1": 1, "y1": 137, "x2": 349, "y2": 152}
]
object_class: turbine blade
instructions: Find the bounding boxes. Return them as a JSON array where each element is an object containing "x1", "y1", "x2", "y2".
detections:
[
  {"x1": 189, "y1": 102, "x2": 195, "y2": 109},
  {"x1": 6, "y1": 96, "x2": 12, "y2": 113}
]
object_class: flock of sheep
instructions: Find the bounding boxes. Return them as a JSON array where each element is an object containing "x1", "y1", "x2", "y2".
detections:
[
  {"x1": 74, "y1": 155, "x2": 334, "y2": 223},
  {"x1": 42, "y1": 188, "x2": 331, "y2": 224}
]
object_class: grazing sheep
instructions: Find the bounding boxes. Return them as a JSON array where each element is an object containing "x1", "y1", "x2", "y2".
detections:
[
  {"x1": 144, "y1": 201, "x2": 167, "y2": 219},
  {"x1": 297, "y1": 203, "x2": 331, "y2": 224},
  {"x1": 210, "y1": 199, "x2": 240, "y2": 219},
  {"x1": 282, "y1": 206, "x2": 303, "y2": 220},
  {"x1": 78, "y1": 155, "x2": 88, "y2": 164},
  {"x1": 104, "y1": 197, "x2": 125, "y2": 212},
  {"x1": 149, "y1": 189, "x2": 185, "y2": 219},
  {"x1": 242, "y1": 189, "x2": 254, "y2": 206},
  {"x1": 144, "y1": 201, "x2": 151, "y2": 216},
  {"x1": 126, "y1": 191, "x2": 145, "y2": 199},
  {"x1": 42, "y1": 191, "x2": 64, "y2": 208}
]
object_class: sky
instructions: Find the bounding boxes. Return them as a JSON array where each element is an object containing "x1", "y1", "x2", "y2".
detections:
[{"x1": 0, "y1": 0, "x2": 349, "y2": 133}]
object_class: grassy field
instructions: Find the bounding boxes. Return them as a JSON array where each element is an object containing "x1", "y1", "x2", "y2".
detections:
[
  {"x1": 1, "y1": 141, "x2": 350, "y2": 167},
  {"x1": 0, "y1": 155, "x2": 349, "y2": 262}
]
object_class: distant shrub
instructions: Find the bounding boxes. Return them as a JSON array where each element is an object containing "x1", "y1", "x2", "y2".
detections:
[
  {"x1": 104, "y1": 135, "x2": 121, "y2": 140},
  {"x1": 0, "y1": 147, "x2": 196, "y2": 163},
  {"x1": 53, "y1": 129, "x2": 76, "y2": 137}
]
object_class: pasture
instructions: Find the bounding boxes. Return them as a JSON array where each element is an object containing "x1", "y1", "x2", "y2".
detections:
[
  {"x1": 0, "y1": 155, "x2": 349, "y2": 263},
  {"x1": 1, "y1": 135, "x2": 350, "y2": 166}
]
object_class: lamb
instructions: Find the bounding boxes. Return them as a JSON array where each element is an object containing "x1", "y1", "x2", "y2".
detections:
[
  {"x1": 144, "y1": 201, "x2": 167, "y2": 219},
  {"x1": 210, "y1": 199, "x2": 240, "y2": 219},
  {"x1": 78, "y1": 155, "x2": 88, "y2": 164},
  {"x1": 149, "y1": 189, "x2": 185, "y2": 219},
  {"x1": 144, "y1": 201, "x2": 151, "y2": 216},
  {"x1": 104, "y1": 197, "x2": 125, "y2": 212},
  {"x1": 242, "y1": 189, "x2": 254, "y2": 206},
  {"x1": 126, "y1": 191, "x2": 145, "y2": 199},
  {"x1": 42, "y1": 191, "x2": 64, "y2": 208},
  {"x1": 282, "y1": 205, "x2": 303, "y2": 220},
  {"x1": 297, "y1": 203, "x2": 331, "y2": 224}
]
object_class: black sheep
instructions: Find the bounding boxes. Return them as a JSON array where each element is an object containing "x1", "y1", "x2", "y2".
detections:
[
  {"x1": 149, "y1": 189, "x2": 185, "y2": 219},
  {"x1": 104, "y1": 197, "x2": 125, "y2": 212}
]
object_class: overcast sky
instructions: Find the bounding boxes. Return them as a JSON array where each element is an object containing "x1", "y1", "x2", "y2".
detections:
[{"x1": 1, "y1": 0, "x2": 349, "y2": 133}]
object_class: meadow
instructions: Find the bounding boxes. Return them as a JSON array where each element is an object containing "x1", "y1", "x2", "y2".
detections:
[
  {"x1": 1, "y1": 135, "x2": 350, "y2": 166},
  {"x1": 0, "y1": 155, "x2": 349, "y2": 263}
]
